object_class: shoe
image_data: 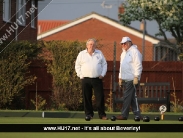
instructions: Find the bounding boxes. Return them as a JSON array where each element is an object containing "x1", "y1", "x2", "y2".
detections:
[
  {"x1": 88, "y1": 115, "x2": 93, "y2": 119},
  {"x1": 101, "y1": 116, "x2": 108, "y2": 120},
  {"x1": 86, "y1": 115, "x2": 93, "y2": 119},
  {"x1": 134, "y1": 115, "x2": 143, "y2": 120},
  {"x1": 116, "y1": 115, "x2": 127, "y2": 120}
]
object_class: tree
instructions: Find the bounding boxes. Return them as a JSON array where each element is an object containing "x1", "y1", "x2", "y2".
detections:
[{"x1": 119, "y1": 0, "x2": 183, "y2": 59}]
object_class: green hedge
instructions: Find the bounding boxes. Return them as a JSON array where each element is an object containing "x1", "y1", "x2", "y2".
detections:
[
  {"x1": 42, "y1": 40, "x2": 86, "y2": 110},
  {"x1": 0, "y1": 41, "x2": 42, "y2": 109}
]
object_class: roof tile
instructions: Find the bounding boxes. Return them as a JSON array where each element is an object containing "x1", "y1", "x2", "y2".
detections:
[{"x1": 38, "y1": 20, "x2": 69, "y2": 34}]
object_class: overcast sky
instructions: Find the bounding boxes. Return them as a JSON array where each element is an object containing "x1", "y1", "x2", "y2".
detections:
[{"x1": 38, "y1": 0, "x2": 172, "y2": 38}]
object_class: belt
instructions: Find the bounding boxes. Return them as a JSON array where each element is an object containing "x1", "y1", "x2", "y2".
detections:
[
  {"x1": 84, "y1": 77, "x2": 99, "y2": 79},
  {"x1": 122, "y1": 80, "x2": 132, "y2": 82}
]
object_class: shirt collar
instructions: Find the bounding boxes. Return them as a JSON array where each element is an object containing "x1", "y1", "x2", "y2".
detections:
[{"x1": 85, "y1": 49, "x2": 98, "y2": 53}]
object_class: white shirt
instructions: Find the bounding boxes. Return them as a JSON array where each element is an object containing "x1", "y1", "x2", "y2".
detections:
[
  {"x1": 119, "y1": 45, "x2": 143, "y2": 81},
  {"x1": 75, "y1": 49, "x2": 107, "y2": 79}
]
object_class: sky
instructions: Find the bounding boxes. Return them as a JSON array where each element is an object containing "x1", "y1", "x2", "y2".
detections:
[{"x1": 38, "y1": 0, "x2": 172, "y2": 38}]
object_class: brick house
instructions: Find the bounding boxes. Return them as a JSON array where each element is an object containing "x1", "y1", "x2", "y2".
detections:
[
  {"x1": 37, "y1": 12, "x2": 161, "y2": 61},
  {"x1": 0, "y1": 0, "x2": 39, "y2": 43}
]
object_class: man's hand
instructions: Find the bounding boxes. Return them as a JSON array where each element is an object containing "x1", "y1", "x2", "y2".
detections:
[
  {"x1": 119, "y1": 79, "x2": 122, "y2": 87},
  {"x1": 99, "y1": 75, "x2": 103, "y2": 79},
  {"x1": 133, "y1": 77, "x2": 138, "y2": 85}
]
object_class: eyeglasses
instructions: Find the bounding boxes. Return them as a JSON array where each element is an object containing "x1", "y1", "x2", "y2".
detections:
[{"x1": 121, "y1": 42, "x2": 126, "y2": 46}]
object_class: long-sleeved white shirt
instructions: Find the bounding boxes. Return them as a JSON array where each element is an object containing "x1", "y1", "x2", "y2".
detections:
[
  {"x1": 75, "y1": 49, "x2": 107, "y2": 79},
  {"x1": 119, "y1": 45, "x2": 143, "y2": 81}
]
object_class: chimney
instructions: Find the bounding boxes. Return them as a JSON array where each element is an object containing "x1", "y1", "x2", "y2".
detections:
[
  {"x1": 118, "y1": 4, "x2": 125, "y2": 14},
  {"x1": 118, "y1": 4, "x2": 125, "y2": 20}
]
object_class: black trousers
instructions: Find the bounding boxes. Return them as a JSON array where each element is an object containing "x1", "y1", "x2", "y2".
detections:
[{"x1": 82, "y1": 77, "x2": 106, "y2": 119}]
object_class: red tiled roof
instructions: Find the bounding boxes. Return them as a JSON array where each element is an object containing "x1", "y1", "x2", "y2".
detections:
[{"x1": 38, "y1": 20, "x2": 69, "y2": 34}]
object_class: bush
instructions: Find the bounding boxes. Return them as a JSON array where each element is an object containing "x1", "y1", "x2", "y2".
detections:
[
  {"x1": 31, "y1": 95, "x2": 47, "y2": 111},
  {"x1": 0, "y1": 41, "x2": 41, "y2": 109},
  {"x1": 42, "y1": 40, "x2": 86, "y2": 111}
]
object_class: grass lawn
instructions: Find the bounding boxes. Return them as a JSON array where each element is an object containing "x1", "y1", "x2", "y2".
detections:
[
  {"x1": 0, "y1": 117, "x2": 182, "y2": 138},
  {"x1": 0, "y1": 117, "x2": 182, "y2": 124}
]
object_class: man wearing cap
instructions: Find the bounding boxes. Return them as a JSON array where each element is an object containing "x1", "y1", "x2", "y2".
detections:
[
  {"x1": 116, "y1": 36, "x2": 143, "y2": 120},
  {"x1": 75, "y1": 38, "x2": 108, "y2": 120}
]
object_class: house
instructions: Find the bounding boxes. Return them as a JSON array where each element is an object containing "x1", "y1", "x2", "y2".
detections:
[
  {"x1": 0, "y1": 0, "x2": 40, "y2": 44},
  {"x1": 37, "y1": 12, "x2": 162, "y2": 61}
]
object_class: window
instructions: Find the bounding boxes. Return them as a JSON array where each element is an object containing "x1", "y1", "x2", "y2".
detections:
[
  {"x1": 154, "y1": 45, "x2": 178, "y2": 61},
  {"x1": 3, "y1": 0, "x2": 11, "y2": 22},
  {"x1": 16, "y1": 0, "x2": 26, "y2": 26},
  {"x1": 31, "y1": 0, "x2": 36, "y2": 28}
]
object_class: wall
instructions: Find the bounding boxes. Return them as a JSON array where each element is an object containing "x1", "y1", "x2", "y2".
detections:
[{"x1": 25, "y1": 60, "x2": 52, "y2": 109}]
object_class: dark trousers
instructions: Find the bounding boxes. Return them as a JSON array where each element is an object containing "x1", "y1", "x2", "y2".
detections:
[
  {"x1": 121, "y1": 81, "x2": 141, "y2": 118},
  {"x1": 82, "y1": 78, "x2": 106, "y2": 119}
]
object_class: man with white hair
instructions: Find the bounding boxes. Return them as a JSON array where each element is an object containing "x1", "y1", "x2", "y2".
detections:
[
  {"x1": 116, "y1": 36, "x2": 143, "y2": 120},
  {"x1": 75, "y1": 38, "x2": 108, "y2": 120}
]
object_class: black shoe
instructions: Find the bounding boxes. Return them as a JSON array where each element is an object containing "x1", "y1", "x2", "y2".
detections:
[{"x1": 86, "y1": 115, "x2": 93, "y2": 119}]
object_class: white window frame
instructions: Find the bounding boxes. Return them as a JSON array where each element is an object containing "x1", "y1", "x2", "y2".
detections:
[
  {"x1": 16, "y1": 0, "x2": 26, "y2": 26},
  {"x1": 31, "y1": 0, "x2": 36, "y2": 28},
  {"x1": 3, "y1": 0, "x2": 11, "y2": 22}
]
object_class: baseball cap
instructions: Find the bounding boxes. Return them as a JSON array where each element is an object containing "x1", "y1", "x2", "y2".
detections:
[{"x1": 120, "y1": 37, "x2": 131, "y2": 44}]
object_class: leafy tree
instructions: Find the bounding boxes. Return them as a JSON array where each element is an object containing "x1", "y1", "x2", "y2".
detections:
[
  {"x1": 0, "y1": 41, "x2": 42, "y2": 108},
  {"x1": 119, "y1": 0, "x2": 183, "y2": 60}
]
